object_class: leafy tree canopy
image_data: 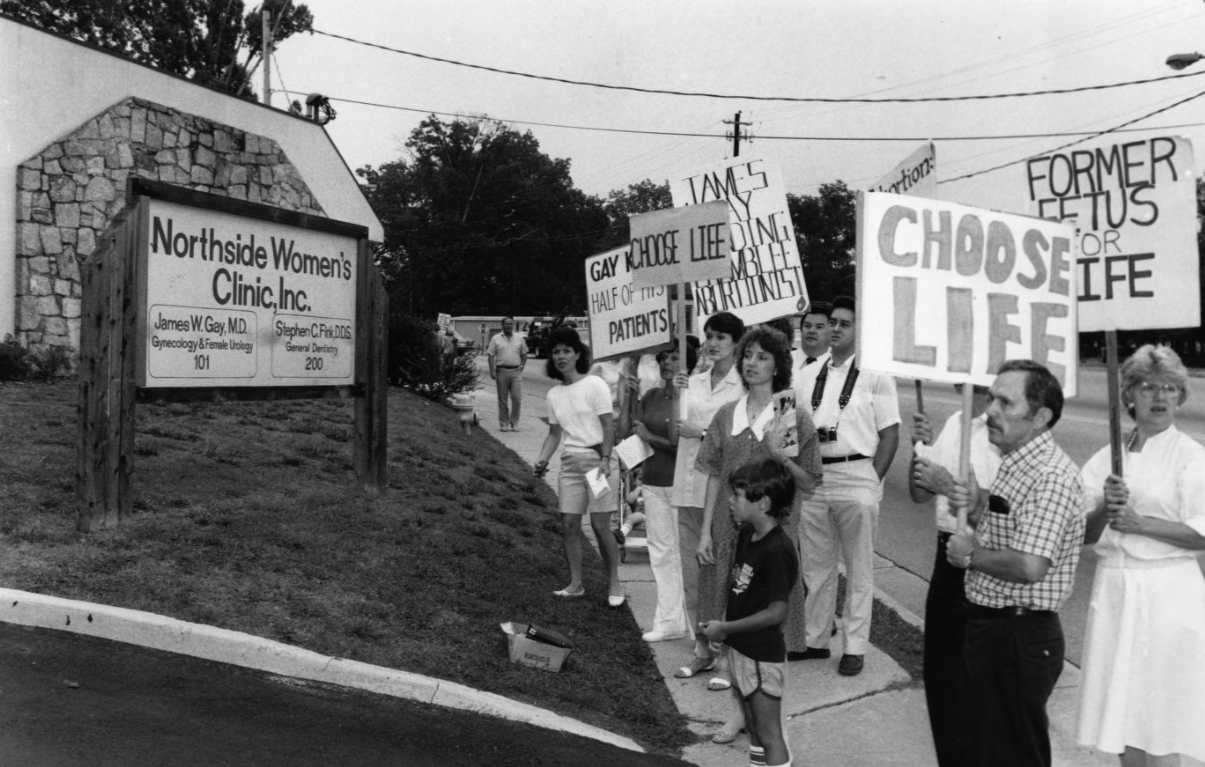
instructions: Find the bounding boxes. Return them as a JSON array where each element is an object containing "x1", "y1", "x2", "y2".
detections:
[
  {"x1": 358, "y1": 115, "x2": 610, "y2": 318},
  {"x1": 1, "y1": 0, "x2": 312, "y2": 96},
  {"x1": 788, "y1": 181, "x2": 857, "y2": 303},
  {"x1": 600, "y1": 179, "x2": 671, "y2": 248}
]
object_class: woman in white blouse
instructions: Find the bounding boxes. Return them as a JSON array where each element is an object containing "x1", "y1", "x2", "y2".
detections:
[
  {"x1": 670, "y1": 311, "x2": 746, "y2": 682},
  {"x1": 1076, "y1": 345, "x2": 1205, "y2": 767}
]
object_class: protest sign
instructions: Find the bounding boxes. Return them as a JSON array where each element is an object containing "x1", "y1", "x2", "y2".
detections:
[
  {"x1": 870, "y1": 142, "x2": 937, "y2": 199},
  {"x1": 629, "y1": 201, "x2": 731, "y2": 288},
  {"x1": 437, "y1": 313, "x2": 451, "y2": 331},
  {"x1": 585, "y1": 244, "x2": 672, "y2": 361},
  {"x1": 858, "y1": 191, "x2": 1079, "y2": 396},
  {"x1": 1024, "y1": 135, "x2": 1200, "y2": 331},
  {"x1": 670, "y1": 157, "x2": 808, "y2": 329}
]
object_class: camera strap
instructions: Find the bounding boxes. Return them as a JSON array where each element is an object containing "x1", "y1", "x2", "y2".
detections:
[{"x1": 811, "y1": 358, "x2": 860, "y2": 422}]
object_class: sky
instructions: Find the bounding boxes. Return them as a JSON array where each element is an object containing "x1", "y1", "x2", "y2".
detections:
[{"x1": 270, "y1": 0, "x2": 1205, "y2": 215}]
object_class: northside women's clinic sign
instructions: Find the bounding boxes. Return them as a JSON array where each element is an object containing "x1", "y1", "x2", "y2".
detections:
[
  {"x1": 858, "y1": 192, "x2": 1079, "y2": 395},
  {"x1": 140, "y1": 198, "x2": 358, "y2": 387}
]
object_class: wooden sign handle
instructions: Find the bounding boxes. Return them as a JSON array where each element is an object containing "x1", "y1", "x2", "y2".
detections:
[
  {"x1": 956, "y1": 382, "x2": 974, "y2": 532},
  {"x1": 1106, "y1": 331, "x2": 1124, "y2": 477}
]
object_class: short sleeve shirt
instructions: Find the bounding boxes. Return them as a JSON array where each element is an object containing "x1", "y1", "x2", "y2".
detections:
[
  {"x1": 695, "y1": 399, "x2": 823, "y2": 487},
  {"x1": 1081, "y1": 425, "x2": 1205, "y2": 562},
  {"x1": 486, "y1": 333, "x2": 525, "y2": 367},
  {"x1": 914, "y1": 412, "x2": 1003, "y2": 534},
  {"x1": 546, "y1": 376, "x2": 612, "y2": 451},
  {"x1": 637, "y1": 387, "x2": 677, "y2": 487},
  {"x1": 672, "y1": 365, "x2": 745, "y2": 507},
  {"x1": 966, "y1": 431, "x2": 1084, "y2": 612},
  {"x1": 725, "y1": 525, "x2": 799, "y2": 662},
  {"x1": 793, "y1": 355, "x2": 900, "y2": 459}
]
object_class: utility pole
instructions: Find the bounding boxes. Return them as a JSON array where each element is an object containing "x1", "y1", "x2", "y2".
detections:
[
  {"x1": 262, "y1": 10, "x2": 272, "y2": 106},
  {"x1": 723, "y1": 111, "x2": 754, "y2": 157}
]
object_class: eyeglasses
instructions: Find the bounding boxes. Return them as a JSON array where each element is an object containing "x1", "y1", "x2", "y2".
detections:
[{"x1": 1134, "y1": 382, "x2": 1181, "y2": 399}]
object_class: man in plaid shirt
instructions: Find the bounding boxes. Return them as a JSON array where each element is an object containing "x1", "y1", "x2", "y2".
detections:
[{"x1": 946, "y1": 360, "x2": 1084, "y2": 767}]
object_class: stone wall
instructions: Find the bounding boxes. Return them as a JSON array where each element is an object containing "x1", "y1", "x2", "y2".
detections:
[{"x1": 14, "y1": 97, "x2": 325, "y2": 358}]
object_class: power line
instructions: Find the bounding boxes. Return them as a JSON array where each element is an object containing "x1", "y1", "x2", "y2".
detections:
[
  {"x1": 939, "y1": 86, "x2": 1205, "y2": 184},
  {"x1": 309, "y1": 28, "x2": 1205, "y2": 104},
  {"x1": 756, "y1": 1, "x2": 1193, "y2": 123},
  {"x1": 279, "y1": 91, "x2": 1205, "y2": 144}
]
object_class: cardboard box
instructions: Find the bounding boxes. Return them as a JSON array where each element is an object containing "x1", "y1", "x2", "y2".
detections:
[{"x1": 500, "y1": 622, "x2": 572, "y2": 673}]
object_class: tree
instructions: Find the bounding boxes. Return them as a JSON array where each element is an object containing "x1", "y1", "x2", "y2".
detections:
[
  {"x1": 787, "y1": 181, "x2": 857, "y2": 303},
  {"x1": 600, "y1": 179, "x2": 672, "y2": 249},
  {"x1": 0, "y1": 0, "x2": 312, "y2": 97},
  {"x1": 358, "y1": 116, "x2": 611, "y2": 318}
]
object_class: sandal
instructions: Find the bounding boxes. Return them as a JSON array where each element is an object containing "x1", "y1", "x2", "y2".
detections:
[
  {"x1": 706, "y1": 675, "x2": 732, "y2": 692},
  {"x1": 674, "y1": 656, "x2": 717, "y2": 679},
  {"x1": 552, "y1": 587, "x2": 585, "y2": 599}
]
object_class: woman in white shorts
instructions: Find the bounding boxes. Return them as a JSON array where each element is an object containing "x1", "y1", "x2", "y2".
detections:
[{"x1": 534, "y1": 327, "x2": 625, "y2": 607}]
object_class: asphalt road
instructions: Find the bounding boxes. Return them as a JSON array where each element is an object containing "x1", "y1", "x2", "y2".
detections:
[
  {"x1": 515, "y1": 359, "x2": 1205, "y2": 666},
  {"x1": 0, "y1": 623, "x2": 689, "y2": 767}
]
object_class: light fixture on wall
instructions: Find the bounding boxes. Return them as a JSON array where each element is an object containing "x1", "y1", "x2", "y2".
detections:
[{"x1": 304, "y1": 93, "x2": 337, "y2": 126}]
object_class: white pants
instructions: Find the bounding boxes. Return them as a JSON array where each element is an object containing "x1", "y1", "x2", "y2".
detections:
[
  {"x1": 798, "y1": 460, "x2": 881, "y2": 656},
  {"x1": 644, "y1": 485, "x2": 691, "y2": 636},
  {"x1": 677, "y1": 504, "x2": 706, "y2": 650}
]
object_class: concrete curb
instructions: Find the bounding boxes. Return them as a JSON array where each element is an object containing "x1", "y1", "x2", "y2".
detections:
[
  {"x1": 0, "y1": 588, "x2": 643, "y2": 753},
  {"x1": 872, "y1": 583, "x2": 925, "y2": 630}
]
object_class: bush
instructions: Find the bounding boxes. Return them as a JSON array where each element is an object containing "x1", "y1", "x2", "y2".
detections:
[
  {"x1": 0, "y1": 335, "x2": 31, "y2": 380},
  {"x1": 27, "y1": 344, "x2": 75, "y2": 381},
  {"x1": 387, "y1": 313, "x2": 478, "y2": 402}
]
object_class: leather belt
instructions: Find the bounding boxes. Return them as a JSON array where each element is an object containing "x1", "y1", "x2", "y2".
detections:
[
  {"x1": 966, "y1": 604, "x2": 1055, "y2": 620},
  {"x1": 821, "y1": 453, "x2": 868, "y2": 465},
  {"x1": 496, "y1": 365, "x2": 520, "y2": 369}
]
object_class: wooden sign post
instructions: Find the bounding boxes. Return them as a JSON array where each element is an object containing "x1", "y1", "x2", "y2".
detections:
[{"x1": 76, "y1": 179, "x2": 388, "y2": 532}]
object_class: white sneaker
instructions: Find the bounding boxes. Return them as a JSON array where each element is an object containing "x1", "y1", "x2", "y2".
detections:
[{"x1": 642, "y1": 629, "x2": 689, "y2": 643}]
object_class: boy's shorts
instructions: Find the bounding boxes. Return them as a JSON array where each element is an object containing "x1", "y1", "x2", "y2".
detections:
[{"x1": 729, "y1": 646, "x2": 787, "y2": 701}]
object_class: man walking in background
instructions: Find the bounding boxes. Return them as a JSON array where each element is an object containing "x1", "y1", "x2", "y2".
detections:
[
  {"x1": 487, "y1": 317, "x2": 527, "y2": 431},
  {"x1": 438, "y1": 328, "x2": 456, "y2": 373}
]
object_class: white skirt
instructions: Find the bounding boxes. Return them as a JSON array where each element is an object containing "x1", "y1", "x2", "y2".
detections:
[{"x1": 1075, "y1": 557, "x2": 1205, "y2": 760}]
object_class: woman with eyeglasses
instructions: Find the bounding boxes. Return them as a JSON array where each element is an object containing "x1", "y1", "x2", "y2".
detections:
[{"x1": 1075, "y1": 345, "x2": 1205, "y2": 767}]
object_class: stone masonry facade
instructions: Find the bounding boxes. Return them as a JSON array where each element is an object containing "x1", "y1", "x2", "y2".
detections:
[{"x1": 14, "y1": 97, "x2": 324, "y2": 358}]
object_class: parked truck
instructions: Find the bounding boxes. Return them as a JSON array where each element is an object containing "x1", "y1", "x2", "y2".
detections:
[{"x1": 523, "y1": 311, "x2": 569, "y2": 359}]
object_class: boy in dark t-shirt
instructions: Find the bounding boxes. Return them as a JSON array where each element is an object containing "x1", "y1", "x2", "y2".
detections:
[{"x1": 701, "y1": 458, "x2": 798, "y2": 767}]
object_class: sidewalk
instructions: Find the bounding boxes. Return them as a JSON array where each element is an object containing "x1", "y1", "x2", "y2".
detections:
[{"x1": 473, "y1": 363, "x2": 1113, "y2": 767}]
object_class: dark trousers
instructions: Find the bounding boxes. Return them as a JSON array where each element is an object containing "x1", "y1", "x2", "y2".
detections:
[
  {"x1": 924, "y1": 534, "x2": 972, "y2": 767},
  {"x1": 964, "y1": 609, "x2": 1064, "y2": 767}
]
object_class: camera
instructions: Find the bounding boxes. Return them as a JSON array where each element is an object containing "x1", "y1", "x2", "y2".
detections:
[{"x1": 817, "y1": 426, "x2": 838, "y2": 443}]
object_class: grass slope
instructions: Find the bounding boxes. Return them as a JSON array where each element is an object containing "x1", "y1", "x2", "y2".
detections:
[{"x1": 0, "y1": 382, "x2": 692, "y2": 754}]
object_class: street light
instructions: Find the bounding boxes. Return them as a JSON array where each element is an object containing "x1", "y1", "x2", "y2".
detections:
[{"x1": 1167, "y1": 52, "x2": 1205, "y2": 70}]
